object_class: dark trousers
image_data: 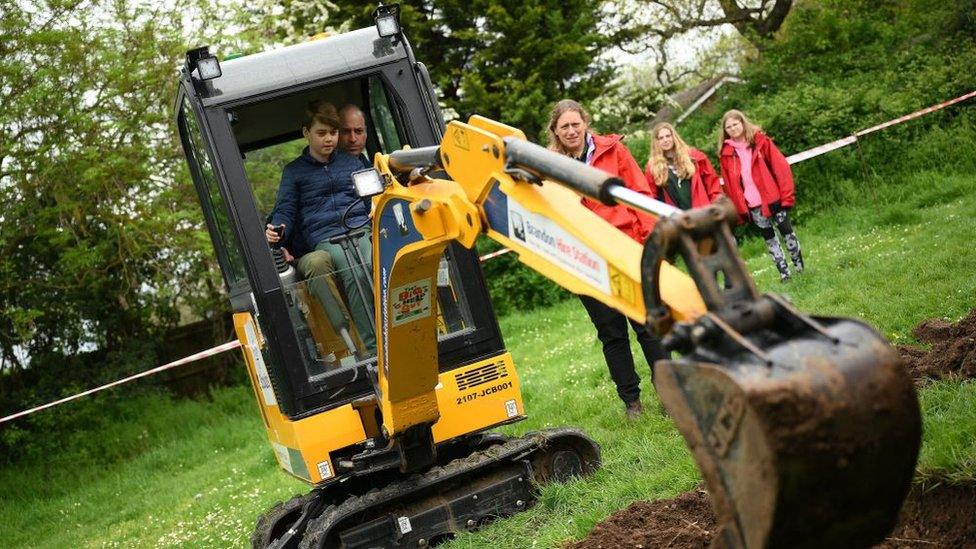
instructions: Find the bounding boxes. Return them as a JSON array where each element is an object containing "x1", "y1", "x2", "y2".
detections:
[{"x1": 579, "y1": 295, "x2": 669, "y2": 405}]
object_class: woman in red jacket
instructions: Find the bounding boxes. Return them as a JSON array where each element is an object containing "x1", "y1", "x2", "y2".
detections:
[
  {"x1": 644, "y1": 122, "x2": 722, "y2": 210},
  {"x1": 546, "y1": 99, "x2": 667, "y2": 420},
  {"x1": 718, "y1": 109, "x2": 804, "y2": 281}
]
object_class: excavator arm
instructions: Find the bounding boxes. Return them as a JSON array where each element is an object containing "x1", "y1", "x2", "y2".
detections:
[{"x1": 368, "y1": 116, "x2": 921, "y2": 548}]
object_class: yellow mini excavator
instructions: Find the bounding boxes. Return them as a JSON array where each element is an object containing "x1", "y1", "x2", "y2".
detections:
[{"x1": 176, "y1": 7, "x2": 921, "y2": 548}]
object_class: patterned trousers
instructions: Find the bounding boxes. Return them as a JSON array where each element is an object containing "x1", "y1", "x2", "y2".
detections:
[{"x1": 749, "y1": 206, "x2": 804, "y2": 280}]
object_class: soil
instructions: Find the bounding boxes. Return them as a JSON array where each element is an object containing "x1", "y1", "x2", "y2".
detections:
[
  {"x1": 564, "y1": 488, "x2": 715, "y2": 549},
  {"x1": 898, "y1": 309, "x2": 976, "y2": 383},
  {"x1": 565, "y1": 483, "x2": 976, "y2": 548}
]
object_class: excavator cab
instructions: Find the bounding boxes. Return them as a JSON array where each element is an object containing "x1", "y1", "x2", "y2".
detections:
[{"x1": 176, "y1": 30, "x2": 501, "y2": 421}]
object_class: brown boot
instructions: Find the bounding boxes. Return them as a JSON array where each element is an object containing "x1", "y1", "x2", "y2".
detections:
[{"x1": 625, "y1": 400, "x2": 644, "y2": 420}]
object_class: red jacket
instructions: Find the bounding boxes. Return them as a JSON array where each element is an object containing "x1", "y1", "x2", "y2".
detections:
[
  {"x1": 719, "y1": 131, "x2": 795, "y2": 220},
  {"x1": 583, "y1": 133, "x2": 657, "y2": 242},
  {"x1": 643, "y1": 148, "x2": 722, "y2": 209}
]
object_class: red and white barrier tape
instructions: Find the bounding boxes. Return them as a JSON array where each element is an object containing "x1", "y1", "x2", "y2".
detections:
[
  {"x1": 0, "y1": 340, "x2": 242, "y2": 425},
  {"x1": 478, "y1": 247, "x2": 513, "y2": 262},
  {"x1": 4, "y1": 90, "x2": 973, "y2": 424},
  {"x1": 786, "y1": 90, "x2": 976, "y2": 164},
  {"x1": 785, "y1": 136, "x2": 857, "y2": 165}
]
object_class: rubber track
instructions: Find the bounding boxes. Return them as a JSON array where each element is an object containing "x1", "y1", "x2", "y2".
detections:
[
  {"x1": 253, "y1": 492, "x2": 318, "y2": 548},
  {"x1": 299, "y1": 427, "x2": 590, "y2": 548}
]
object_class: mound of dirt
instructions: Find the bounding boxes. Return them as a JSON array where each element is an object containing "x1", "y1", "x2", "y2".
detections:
[
  {"x1": 897, "y1": 309, "x2": 976, "y2": 383},
  {"x1": 878, "y1": 483, "x2": 976, "y2": 548},
  {"x1": 564, "y1": 489, "x2": 714, "y2": 549},
  {"x1": 566, "y1": 483, "x2": 976, "y2": 548}
]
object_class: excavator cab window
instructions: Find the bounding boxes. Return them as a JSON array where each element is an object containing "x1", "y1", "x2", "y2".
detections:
[
  {"x1": 230, "y1": 76, "x2": 475, "y2": 381},
  {"x1": 178, "y1": 96, "x2": 247, "y2": 285}
]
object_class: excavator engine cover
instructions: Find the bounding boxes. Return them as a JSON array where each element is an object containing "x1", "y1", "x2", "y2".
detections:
[{"x1": 643, "y1": 198, "x2": 922, "y2": 548}]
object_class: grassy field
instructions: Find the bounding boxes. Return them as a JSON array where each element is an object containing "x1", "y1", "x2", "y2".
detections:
[{"x1": 1, "y1": 170, "x2": 975, "y2": 548}]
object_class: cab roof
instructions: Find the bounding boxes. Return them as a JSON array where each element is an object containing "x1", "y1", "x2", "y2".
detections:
[{"x1": 194, "y1": 27, "x2": 408, "y2": 107}]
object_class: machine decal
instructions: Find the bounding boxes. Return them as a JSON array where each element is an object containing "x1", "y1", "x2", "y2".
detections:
[
  {"x1": 454, "y1": 360, "x2": 509, "y2": 390},
  {"x1": 316, "y1": 460, "x2": 333, "y2": 480},
  {"x1": 391, "y1": 279, "x2": 432, "y2": 326},
  {"x1": 378, "y1": 198, "x2": 424, "y2": 375},
  {"x1": 707, "y1": 394, "x2": 745, "y2": 457},
  {"x1": 272, "y1": 441, "x2": 292, "y2": 474},
  {"x1": 397, "y1": 516, "x2": 413, "y2": 534},
  {"x1": 455, "y1": 381, "x2": 513, "y2": 405},
  {"x1": 287, "y1": 447, "x2": 311, "y2": 480},
  {"x1": 507, "y1": 200, "x2": 611, "y2": 294},
  {"x1": 482, "y1": 183, "x2": 509, "y2": 236},
  {"x1": 244, "y1": 320, "x2": 277, "y2": 406},
  {"x1": 451, "y1": 126, "x2": 470, "y2": 151},
  {"x1": 505, "y1": 399, "x2": 518, "y2": 418}
]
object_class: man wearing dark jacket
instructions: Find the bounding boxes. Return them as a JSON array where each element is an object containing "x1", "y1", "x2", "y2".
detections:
[{"x1": 266, "y1": 101, "x2": 375, "y2": 354}]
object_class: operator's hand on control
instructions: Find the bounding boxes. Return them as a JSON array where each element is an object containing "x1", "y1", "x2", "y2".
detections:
[{"x1": 265, "y1": 223, "x2": 285, "y2": 244}]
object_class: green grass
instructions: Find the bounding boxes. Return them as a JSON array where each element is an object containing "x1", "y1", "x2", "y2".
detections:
[
  {"x1": 0, "y1": 388, "x2": 306, "y2": 548},
  {"x1": 1, "y1": 169, "x2": 974, "y2": 548}
]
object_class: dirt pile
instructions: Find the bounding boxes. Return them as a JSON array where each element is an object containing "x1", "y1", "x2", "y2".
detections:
[
  {"x1": 566, "y1": 483, "x2": 976, "y2": 548},
  {"x1": 564, "y1": 489, "x2": 714, "y2": 549},
  {"x1": 898, "y1": 309, "x2": 976, "y2": 383},
  {"x1": 878, "y1": 483, "x2": 976, "y2": 548}
]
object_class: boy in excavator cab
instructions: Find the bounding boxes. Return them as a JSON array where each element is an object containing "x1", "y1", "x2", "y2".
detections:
[{"x1": 264, "y1": 100, "x2": 376, "y2": 363}]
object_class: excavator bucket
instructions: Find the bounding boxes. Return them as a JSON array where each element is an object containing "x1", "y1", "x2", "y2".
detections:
[{"x1": 643, "y1": 198, "x2": 922, "y2": 548}]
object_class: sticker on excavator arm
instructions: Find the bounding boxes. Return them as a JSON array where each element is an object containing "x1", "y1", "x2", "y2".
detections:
[
  {"x1": 391, "y1": 279, "x2": 432, "y2": 326},
  {"x1": 397, "y1": 516, "x2": 413, "y2": 534},
  {"x1": 244, "y1": 320, "x2": 277, "y2": 406},
  {"x1": 507, "y1": 201, "x2": 611, "y2": 294},
  {"x1": 452, "y1": 126, "x2": 470, "y2": 151}
]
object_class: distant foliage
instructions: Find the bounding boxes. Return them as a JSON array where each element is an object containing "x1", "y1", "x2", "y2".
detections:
[
  {"x1": 667, "y1": 0, "x2": 976, "y2": 215},
  {"x1": 0, "y1": 1, "x2": 226, "y2": 368},
  {"x1": 497, "y1": 0, "x2": 976, "y2": 312},
  {"x1": 253, "y1": 0, "x2": 615, "y2": 141}
]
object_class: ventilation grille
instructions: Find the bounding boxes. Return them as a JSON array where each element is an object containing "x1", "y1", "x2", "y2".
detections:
[{"x1": 455, "y1": 361, "x2": 509, "y2": 390}]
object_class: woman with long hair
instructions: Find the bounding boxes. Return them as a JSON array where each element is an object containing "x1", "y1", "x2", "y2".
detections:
[
  {"x1": 546, "y1": 99, "x2": 667, "y2": 419},
  {"x1": 718, "y1": 109, "x2": 804, "y2": 281},
  {"x1": 645, "y1": 122, "x2": 721, "y2": 210}
]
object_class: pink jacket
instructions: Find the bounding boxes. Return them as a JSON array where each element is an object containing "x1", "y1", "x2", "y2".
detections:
[{"x1": 719, "y1": 131, "x2": 795, "y2": 220}]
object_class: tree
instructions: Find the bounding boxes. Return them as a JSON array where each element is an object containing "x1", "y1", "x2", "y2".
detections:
[
  {"x1": 604, "y1": 0, "x2": 792, "y2": 86},
  {"x1": 251, "y1": 0, "x2": 615, "y2": 141},
  {"x1": 0, "y1": 0, "x2": 224, "y2": 369},
  {"x1": 610, "y1": 0, "x2": 793, "y2": 46}
]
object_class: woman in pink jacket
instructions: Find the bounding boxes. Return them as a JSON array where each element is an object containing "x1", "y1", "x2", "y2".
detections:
[
  {"x1": 718, "y1": 110, "x2": 805, "y2": 281},
  {"x1": 644, "y1": 122, "x2": 722, "y2": 210}
]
